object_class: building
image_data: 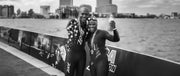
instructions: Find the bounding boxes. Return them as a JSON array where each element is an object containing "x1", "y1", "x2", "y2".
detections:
[
  {"x1": 0, "y1": 5, "x2": 2, "y2": 16},
  {"x1": 40, "y1": 5, "x2": 50, "y2": 18},
  {"x1": 96, "y1": 4, "x2": 117, "y2": 14},
  {"x1": 59, "y1": 0, "x2": 73, "y2": 7},
  {"x1": 171, "y1": 12, "x2": 179, "y2": 19},
  {"x1": 96, "y1": 0, "x2": 117, "y2": 15},
  {"x1": 2, "y1": 5, "x2": 9, "y2": 18},
  {"x1": 8, "y1": 5, "x2": 14, "y2": 18},
  {"x1": 0, "y1": 5, "x2": 14, "y2": 18},
  {"x1": 56, "y1": 0, "x2": 80, "y2": 19},
  {"x1": 56, "y1": 6, "x2": 79, "y2": 19},
  {"x1": 97, "y1": 0, "x2": 112, "y2": 7}
]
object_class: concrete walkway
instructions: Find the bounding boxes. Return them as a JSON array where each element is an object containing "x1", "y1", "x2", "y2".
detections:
[{"x1": 0, "y1": 41, "x2": 64, "y2": 76}]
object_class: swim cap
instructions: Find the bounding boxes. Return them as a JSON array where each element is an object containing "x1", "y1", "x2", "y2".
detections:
[{"x1": 79, "y1": 7, "x2": 90, "y2": 14}]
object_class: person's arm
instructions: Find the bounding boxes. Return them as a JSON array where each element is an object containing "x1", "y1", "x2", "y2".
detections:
[
  {"x1": 66, "y1": 19, "x2": 77, "y2": 28},
  {"x1": 104, "y1": 21, "x2": 120, "y2": 42},
  {"x1": 104, "y1": 29, "x2": 120, "y2": 42}
]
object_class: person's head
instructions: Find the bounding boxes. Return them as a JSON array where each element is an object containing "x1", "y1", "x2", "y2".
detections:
[
  {"x1": 87, "y1": 16, "x2": 97, "y2": 33},
  {"x1": 79, "y1": 7, "x2": 90, "y2": 24}
]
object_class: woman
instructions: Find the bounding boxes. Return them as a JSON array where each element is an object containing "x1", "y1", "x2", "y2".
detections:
[{"x1": 86, "y1": 16, "x2": 120, "y2": 76}]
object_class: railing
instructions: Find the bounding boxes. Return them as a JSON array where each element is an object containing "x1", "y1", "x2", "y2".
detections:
[{"x1": 0, "y1": 26, "x2": 180, "y2": 76}]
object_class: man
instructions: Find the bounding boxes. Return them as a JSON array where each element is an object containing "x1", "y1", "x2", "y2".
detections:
[
  {"x1": 86, "y1": 16, "x2": 120, "y2": 76},
  {"x1": 65, "y1": 7, "x2": 90, "y2": 76}
]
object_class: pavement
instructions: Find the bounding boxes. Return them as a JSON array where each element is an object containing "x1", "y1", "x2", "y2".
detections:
[{"x1": 0, "y1": 41, "x2": 64, "y2": 76}]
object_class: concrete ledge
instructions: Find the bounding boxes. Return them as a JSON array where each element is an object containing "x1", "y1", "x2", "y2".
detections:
[{"x1": 0, "y1": 41, "x2": 64, "y2": 76}]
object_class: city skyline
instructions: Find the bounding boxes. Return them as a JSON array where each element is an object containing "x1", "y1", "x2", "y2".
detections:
[{"x1": 0, "y1": 0, "x2": 180, "y2": 15}]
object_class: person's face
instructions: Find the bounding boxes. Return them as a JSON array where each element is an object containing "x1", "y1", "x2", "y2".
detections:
[
  {"x1": 88, "y1": 20, "x2": 97, "y2": 33},
  {"x1": 80, "y1": 13, "x2": 89, "y2": 23}
]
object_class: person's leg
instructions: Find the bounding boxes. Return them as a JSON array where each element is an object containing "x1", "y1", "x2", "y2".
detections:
[
  {"x1": 65, "y1": 52, "x2": 77, "y2": 76},
  {"x1": 90, "y1": 63, "x2": 96, "y2": 76},
  {"x1": 76, "y1": 53, "x2": 86, "y2": 76},
  {"x1": 95, "y1": 55, "x2": 109, "y2": 76},
  {"x1": 65, "y1": 61, "x2": 76, "y2": 76}
]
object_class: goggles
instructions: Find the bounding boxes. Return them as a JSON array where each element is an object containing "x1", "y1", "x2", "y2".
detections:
[
  {"x1": 87, "y1": 17, "x2": 97, "y2": 21},
  {"x1": 81, "y1": 13, "x2": 89, "y2": 16},
  {"x1": 87, "y1": 17, "x2": 97, "y2": 25},
  {"x1": 80, "y1": 13, "x2": 90, "y2": 17}
]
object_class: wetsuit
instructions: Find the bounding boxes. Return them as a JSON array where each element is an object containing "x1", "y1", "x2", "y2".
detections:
[
  {"x1": 65, "y1": 19, "x2": 88, "y2": 76},
  {"x1": 87, "y1": 29, "x2": 120, "y2": 76}
]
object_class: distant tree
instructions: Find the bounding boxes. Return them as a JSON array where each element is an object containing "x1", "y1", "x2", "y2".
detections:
[
  {"x1": 21, "y1": 12, "x2": 27, "y2": 16},
  {"x1": 17, "y1": 8, "x2": 21, "y2": 16},
  {"x1": 28, "y1": 9, "x2": 34, "y2": 18},
  {"x1": 32, "y1": 13, "x2": 45, "y2": 19},
  {"x1": 19, "y1": 11, "x2": 30, "y2": 18}
]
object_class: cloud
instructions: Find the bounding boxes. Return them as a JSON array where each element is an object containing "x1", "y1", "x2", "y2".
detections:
[
  {"x1": 172, "y1": 3, "x2": 180, "y2": 5},
  {"x1": 9, "y1": 0, "x2": 20, "y2": 1},
  {"x1": 0, "y1": 0, "x2": 7, "y2": 1},
  {"x1": 149, "y1": 0, "x2": 165, "y2": 4},
  {"x1": 138, "y1": 4, "x2": 157, "y2": 8},
  {"x1": 0, "y1": 0, "x2": 21, "y2": 5},
  {"x1": 171, "y1": 0, "x2": 180, "y2": 5},
  {"x1": 135, "y1": 0, "x2": 174, "y2": 9},
  {"x1": 0, "y1": 0, "x2": 180, "y2": 14},
  {"x1": 136, "y1": 0, "x2": 164, "y2": 8},
  {"x1": 0, "y1": 0, "x2": 20, "y2": 2},
  {"x1": 39, "y1": 0, "x2": 55, "y2": 5}
]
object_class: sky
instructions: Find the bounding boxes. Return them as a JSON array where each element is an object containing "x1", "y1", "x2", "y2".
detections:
[{"x1": 0, "y1": 0, "x2": 180, "y2": 15}]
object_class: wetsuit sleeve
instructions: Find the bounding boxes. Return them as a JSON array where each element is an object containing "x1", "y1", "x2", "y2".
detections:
[
  {"x1": 104, "y1": 30, "x2": 120, "y2": 42},
  {"x1": 67, "y1": 19, "x2": 76, "y2": 28}
]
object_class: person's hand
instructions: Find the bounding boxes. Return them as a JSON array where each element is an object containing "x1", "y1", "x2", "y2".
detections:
[{"x1": 109, "y1": 21, "x2": 116, "y2": 31}]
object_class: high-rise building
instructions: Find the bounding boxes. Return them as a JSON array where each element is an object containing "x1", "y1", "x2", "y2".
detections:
[
  {"x1": 40, "y1": 5, "x2": 50, "y2": 18},
  {"x1": 0, "y1": 5, "x2": 14, "y2": 18},
  {"x1": 57, "y1": 0, "x2": 79, "y2": 19},
  {"x1": 0, "y1": 5, "x2": 2, "y2": 16},
  {"x1": 109, "y1": 0, "x2": 112, "y2": 4},
  {"x1": 8, "y1": 5, "x2": 14, "y2": 17},
  {"x1": 171, "y1": 12, "x2": 178, "y2": 17},
  {"x1": 96, "y1": 4, "x2": 117, "y2": 14},
  {"x1": 59, "y1": 0, "x2": 73, "y2": 7},
  {"x1": 96, "y1": 0, "x2": 111, "y2": 7},
  {"x1": 171, "y1": 12, "x2": 179, "y2": 19},
  {"x1": 96, "y1": 0, "x2": 117, "y2": 14},
  {"x1": 2, "y1": 5, "x2": 9, "y2": 17},
  {"x1": 56, "y1": 6, "x2": 79, "y2": 19}
]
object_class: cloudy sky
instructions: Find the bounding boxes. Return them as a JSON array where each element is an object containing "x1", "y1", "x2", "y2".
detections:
[{"x1": 0, "y1": 0, "x2": 180, "y2": 15}]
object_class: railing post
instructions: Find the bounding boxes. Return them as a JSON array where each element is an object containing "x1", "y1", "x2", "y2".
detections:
[
  {"x1": 28, "y1": 32, "x2": 32, "y2": 55},
  {"x1": 0, "y1": 27, "x2": 1, "y2": 37},
  {"x1": 8, "y1": 30, "x2": 10, "y2": 44},
  {"x1": 50, "y1": 36, "x2": 53, "y2": 55},
  {"x1": 49, "y1": 36, "x2": 53, "y2": 66},
  {"x1": 20, "y1": 31, "x2": 23, "y2": 50},
  {"x1": 0, "y1": 27, "x2": 2, "y2": 39}
]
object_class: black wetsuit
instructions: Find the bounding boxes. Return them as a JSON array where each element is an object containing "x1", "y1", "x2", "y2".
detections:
[
  {"x1": 65, "y1": 19, "x2": 88, "y2": 76},
  {"x1": 87, "y1": 29, "x2": 120, "y2": 76}
]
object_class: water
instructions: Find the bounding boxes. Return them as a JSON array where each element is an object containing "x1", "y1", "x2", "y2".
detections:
[{"x1": 1, "y1": 19, "x2": 180, "y2": 62}]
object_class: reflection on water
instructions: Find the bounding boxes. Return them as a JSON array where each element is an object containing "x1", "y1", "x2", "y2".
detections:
[{"x1": 1, "y1": 19, "x2": 180, "y2": 62}]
